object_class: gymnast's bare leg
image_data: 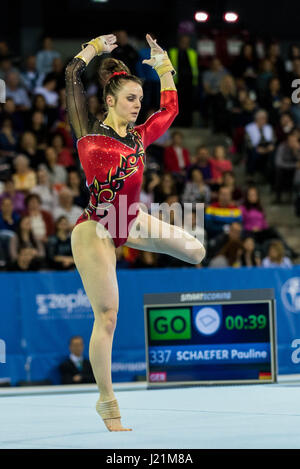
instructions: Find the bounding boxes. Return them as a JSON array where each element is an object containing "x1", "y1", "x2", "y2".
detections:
[{"x1": 71, "y1": 220, "x2": 132, "y2": 432}]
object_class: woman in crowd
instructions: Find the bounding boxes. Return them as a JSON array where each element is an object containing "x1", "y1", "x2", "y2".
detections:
[
  {"x1": 46, "y1": 215, "x2": 75, "y2": 270},
  {"x1": 262, "y1": 240, "x2": 293, "y2": 268},
  {"x1": 181, "y1": 167, "x2": 211, "y2": 204},
  {"x1": 9, "y1": 215, "x2": 46, "y2": 264},
  {"x1": 12, "y1": 154, "x2": 37, "y2": 192},
  {"x1": 66, "y1": 169, "x2": 89, "y2": 209}
]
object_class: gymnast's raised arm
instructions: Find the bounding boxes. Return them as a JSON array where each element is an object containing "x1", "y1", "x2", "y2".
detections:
[{"x1": 65, "y1": 34, "x2": 117, "y2": 139}]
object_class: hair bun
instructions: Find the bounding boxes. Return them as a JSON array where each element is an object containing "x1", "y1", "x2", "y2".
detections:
[{"x1": 98, "y1": 57, "x2": 130, "y2": 85}]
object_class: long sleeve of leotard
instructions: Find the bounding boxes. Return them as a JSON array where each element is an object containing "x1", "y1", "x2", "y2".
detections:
[
  {"x1": 65, "y1": 58, "x2": 90, "y2": 139},
  {"x1": 134, "y1": 89, "x2": 178, "y2": 149}
]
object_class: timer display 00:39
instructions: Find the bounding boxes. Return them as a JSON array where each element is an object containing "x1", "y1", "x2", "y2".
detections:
[{"x1": 225, "y1": 314, "x2": 266, "y2": 330}]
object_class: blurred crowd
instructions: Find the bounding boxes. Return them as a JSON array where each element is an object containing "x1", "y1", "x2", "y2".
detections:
[{"x1": 0, "y1": 31, "x2": 299, "y2": 272}]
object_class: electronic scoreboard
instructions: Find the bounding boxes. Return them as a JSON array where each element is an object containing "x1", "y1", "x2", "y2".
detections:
[{"x1": 144, "y1": 289, "x2": 277, "y2": 387}]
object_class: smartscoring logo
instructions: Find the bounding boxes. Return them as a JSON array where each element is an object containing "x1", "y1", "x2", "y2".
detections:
[{"x1": 149, "y1": 308, "x2": 191, "y2": 341}]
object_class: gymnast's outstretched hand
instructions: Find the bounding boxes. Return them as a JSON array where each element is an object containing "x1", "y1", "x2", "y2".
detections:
[
  {"x1": 82, "y1": 33, "x2": 118, "y2": 56},
  {"x1": 142, "y1": 33, "x2": 175, "y2": 77}
]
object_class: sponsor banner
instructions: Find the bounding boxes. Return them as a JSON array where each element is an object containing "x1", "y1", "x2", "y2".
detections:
[
  {"x1": 149, "y1": 343, "x2": 270, "y2": 366},
  {"x1": 1, "y1": 266, "x2": 300, "y2": 384}
]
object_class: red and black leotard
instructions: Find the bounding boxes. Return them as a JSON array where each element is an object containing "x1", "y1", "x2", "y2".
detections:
[{"x1": 65, "y1": 58, "x2": 178, "y2": 247}]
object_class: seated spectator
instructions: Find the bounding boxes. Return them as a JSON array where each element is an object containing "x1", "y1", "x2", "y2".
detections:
[
  {"x1": 206, "y1": 221, "x2": 242, "y2": 265},
  {"x1": 245, "y1": 109, "x2": 276, "y2": 179},
  {"x1": 30, "y1": 164, "x2": 56, "y2": 212},
  {"x1": 31, "y1": 94, "x2": 57, "y2": 129},
  {"x1": 0, "y1": 98, "x2": 25, "y2": 134},
  {"x1": 262, "y1": 240, "x2": 293, "y2": 268},
  {"x1": 9, "y1": 215, "x2": 46, "y2": 264},
  {"x1": 187, "y1": 145, "x2": 213, "y2": 184},
  {"x1": 51, "y1": 133, "x2": 75, "y2": 168},
  {"x1": 44, "y1": 146, "x2": 67, "y2": 187},
  {"x1": 181, "y1": 168, "x2": 211, "y2": 204},
  {"x1": 0, "y1": 177, "x2": 25, "y2": 215},
  {"x1": 266, "y1": 42, "x2": 286, "y2": 84},
  {"x1": 5, "y1": 71, "x2": 31, "y2": 110},
  {"x1": 46, "y1": 216, "x2": 74, "y2": 270},
  {"x1": 139, "y1": 172, "x2": 159, "y2": 211},
  {"x1": 209, "y1": 145, "x2": 233, "y2": 185},
  {"x1": 20, "y1": 55, "x2": 45, "y2": 95},
  {"x1": 26, "y1": 110, "x2": 48, "y2": 149},
  {"x1": 274, "y1": 130, "x2": 300, "y2": 203},
  {"x1": 163, "y1": 131, "x2": 190, "y2": 175},
  {"x1": 209, "y1": 239, "x2": 244, "y2": 268},
  {"x1": 256, "y1": 58, "x2": 274, "y2": 101},
  {"x1": 53, "y1": 187, "x2": 82, "y2": 229},
  {"x1": 262, "y1": 77, "x2": 283, "y2": 123},
  {"x1": 111, "y1": 29, "x2": 139, "y2": 74},
  {"x1": 51, "y1": 57, "x2": 65, "y2": 91},
  {"x1": 18, "y1": 131, "x2": 45, "y2": 169},
  {"x1": 221, "y1": 171, "x2": 243, "y2": 204},
  {"x1": 34, "y1": 74, "x2": 59, "y2": 107},
  {"x1": 241, "y1": 236, "x2": 261, "y2": 267},
  {"x1": 12, "y1": 154, "x2": 37, "y2": 192},
  {"x1": 153, "y1": 172, "x2": 178, "y2": 203},
  {"x1": 202, "y1": 57, "x2": 228, "y2": 123},
  {"x1": 275, "y1": 112, "x2": 296, "y2": 143},
  {"x1": 59, "y1": 335, "x2": 95, "y2": 385},
  {"x1": 0, "y1": 196, "x2": 20, "y2": 231},
  {"x1": 66, "y1": 169, "x2": 89, "y2": 209},
  {"x1": 6, "y1": 246, "x2": 41, "y2": 271},
  {"x1": 0, "y1": 56, "x2": 19, "y2": 81},
  {"x1": 232, "y1": 43, "x2": 258, "y2": 90},
  {"x1": 285, "y1": 44, "x2": 300, "y2": 72},
  {"x1": 205, "y1": 186, "x2": 242, "y2": 239},
  {"x1": 36, "y1": 36, "x2": 61, "y2": 75},
  {"x1": 211, "y1": 74, "x2": 236, "y2": 135},
  {"x1": 0, "y1": 153, "x2": 13, "y2": 182},
  {"x1": 0, "y1": 117, "x2": 18, "y2": 156},
  {"x1": 23, "y1": 193, "x2": 55, "y2": 242}
]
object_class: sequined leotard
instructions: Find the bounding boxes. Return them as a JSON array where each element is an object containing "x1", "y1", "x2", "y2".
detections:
[{"x1": 65, "y1": 58, "x2": 178, "y2": 247}]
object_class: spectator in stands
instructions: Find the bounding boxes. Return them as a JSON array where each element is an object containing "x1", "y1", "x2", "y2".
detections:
[
  {"x1": 262, "y1": 77, "x2": 283, "y2": 124},
  {"x1": 205, "y1": 186, "x2": 242, "y2": 238},
  {"x1": 0, "y1": 56, "x2": 19, "y2": 81},
  {"x1": 9, "y1": 215, "x2": 46, "y2": 264},
  {"x1": 181, "y1": 168, "x2": 211, "y2": 204},
  {"x1": 0, "y1": 41, "x2": 11, "y2": 60},
  {"x1": 46, "y1": 215, "x2": 74, "y2": 270},
  {"x1": 274, "y1": 130, "x2": 300, "y2": 203},
  {"x1": 51, "y1": 57, "x2": 65, "y2": 91},
  {"x1": 6, "y1": 246, "x2": 40, "y2": 271},
  {"x1": 5, "y1": 71, "x2": 31, "y2": 110},
  {"x1": 206, "y1": 221, "x2": 243, "y2": 265},
  {"x1": 245, "y1": 109, "x2": 276, "y2": 179},
  {"x1": 36, "y1": 36, "x2": 61, "y2": 75},
  {"x1": 20, "y1": 55, "x2": 45, "y2": 95},
  {"x1": 0, "y1": 117, "x2": 18, "y2": 156},
  {"x1": 266, "y1": 42, "x2": 286, "y2": 84},
  {"x1": 163, "y1": 131, "x2": 190, "y2": 175},
  {"x1": 112, "y1": 30, "x2": 139, "y2": 74},
  {"x1": 0, "y1": 196, "x2": 20, "y2": 231},
  {"x1": 44, "y1": 146, "x2": 67, "y2": 187},
  {"x1": 59, "y1": 335, "x2": 95, "y2": 384},
  {"x1": 209, "y1": 145, "x2": 233, "y2": 185},
  {"x1": 27, "y1": 110, "x2": 48, "y2": 149},
  {"x1": 23, "y1": 193, "x2": 55, "y2": 242},
  {"x1": 275, "y1": 112, "x2": 296, "y2": 143},
  {"x1": 30, "y1": 164, "x2": 56, "y2": 212},
  {"x1": 221, "y1": 171, "x2": 243, "y2": 204},
  {"x1": 169, "y1": 35, "x2": 199, "y2": 127},
  {"x1": 153, "y1": 172, "x2": 178, "y2": 203},
  {"x1": 202, "y1": 57, "x2": 227, "y2": 97},
  {"x1": 66, "y1": 169, "x2": 89, "y2": 209},
  {"x1": 211, "y1": 74, "x2": 236, "y2": 135},
  {"x1": 12, "y1": 154, "x2": 37, "y2": 192},
  {"x1": 232, "y1": 43, "x2": 258, "y2": 90},
  {"x1": 51, "y1": 133, "x2": 74, "y2": 168},
  {"x1": 209, "y1": 239, "x2": 244, "y2": 268},
  {"x1": 256, "y1": 59, "x2": 274, "y2": 101},
  {"x1": 0, "y1": 177, "x2": 25, "y2": 214},
  {"x1": 241, "y1": 235, "x2": 261, "y2": 267},
  {"x1": 0, "y1": 98, "x2": 25, "y2": 134},
  {"x1": 140, "y1": 172, "x2": 160, "y2": 211},
  {"x1": 187, "y1": 145, "x2": 213, "y2": 184},
  {"x1": 34, "y1": 74, "x2": 59, "y2": 107},
  {"x1": 53, "y1": 187, "x2": 82, "y2": 229},
  {"x1": 285, "y1": 44, "x2": 300, "y2": 72},
  {"x1": 262, "y1": 240, "x2": 293, "y2": 268},
  {"x1": 18, "y1": 131, "x2": 45, "y2": 169}
]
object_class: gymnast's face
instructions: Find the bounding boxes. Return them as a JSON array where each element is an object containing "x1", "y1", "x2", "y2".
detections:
[{"x1": 107, "y1": 81, "x2": 143, "y2": 124}]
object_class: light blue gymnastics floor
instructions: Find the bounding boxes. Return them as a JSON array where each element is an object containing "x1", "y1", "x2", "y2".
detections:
[{"x1": 1, "y1": 379, "x2": 300, "y2": 449}]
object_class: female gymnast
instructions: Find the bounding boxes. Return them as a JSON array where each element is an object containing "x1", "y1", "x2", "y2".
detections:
[{"x1": 65, "y1": 33, "x2": 206, "y2": 431}]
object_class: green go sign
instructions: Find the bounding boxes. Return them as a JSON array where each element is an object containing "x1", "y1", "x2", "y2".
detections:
[{"x1": 149, "y1": 308, "x2": 191, "y2": 340}]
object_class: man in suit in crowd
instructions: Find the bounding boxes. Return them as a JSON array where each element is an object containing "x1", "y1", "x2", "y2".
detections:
[{"x1": 59, "y1": 335, "x2": 95, "y2": 384}]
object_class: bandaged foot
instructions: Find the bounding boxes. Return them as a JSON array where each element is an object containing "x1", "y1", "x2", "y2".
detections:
[{"x1": 96, "y1": 398, "x2": 132, "y2": 432}]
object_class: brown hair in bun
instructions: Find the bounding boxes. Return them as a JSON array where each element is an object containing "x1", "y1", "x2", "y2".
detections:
[{"x1": 99, "y1": 57, "x2": 142, "y2": 111}]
